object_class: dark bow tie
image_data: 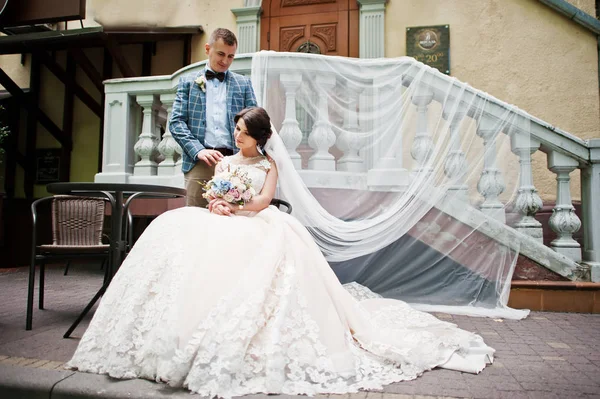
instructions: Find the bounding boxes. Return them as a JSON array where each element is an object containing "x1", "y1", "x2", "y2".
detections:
[{"x1": 205, "y1": 70, "x2": 226, "y2": 82}]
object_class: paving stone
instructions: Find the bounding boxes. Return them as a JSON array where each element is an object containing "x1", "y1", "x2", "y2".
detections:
[
  {"x1": 541, "y1": 356, "x2": 565, "y2": 361},
  {"x1": 1, "y1": 265, "x2": 600, "y2": 398},
  {"x1": 545, "y1": 342, "x2": 570, "y2": 349}
]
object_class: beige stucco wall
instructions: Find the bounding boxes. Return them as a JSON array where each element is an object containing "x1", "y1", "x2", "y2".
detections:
[
  {"x1": 567, "y1": 0, "x2": 596, "y2": 15},
  {"x1": 86, "y1": 0, "x2": 243, "y2": 62},
  {"x1": 0, "y1": 52, "x2": 30, "y2": 90},
  {"x1": 386, "y1": 0, "x2": 599, "y2": 202}
]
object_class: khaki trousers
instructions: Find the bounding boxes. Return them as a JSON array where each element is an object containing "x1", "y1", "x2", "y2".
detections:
[{"x1": 184, "y1": 162, "x2": 215, "y2": 207}]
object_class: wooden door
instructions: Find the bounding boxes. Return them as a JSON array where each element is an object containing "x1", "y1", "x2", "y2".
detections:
[{"x1": 261, "y1": 0, "x2": 359, "y2": 58}]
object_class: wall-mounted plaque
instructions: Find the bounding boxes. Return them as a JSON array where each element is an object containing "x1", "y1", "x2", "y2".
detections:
[
  {"x1": 35, "y1": 149, "x2": 62, "y2": 184},
  {"x1": 406, "y1": 25, "x2": 450, "y2": 75}
]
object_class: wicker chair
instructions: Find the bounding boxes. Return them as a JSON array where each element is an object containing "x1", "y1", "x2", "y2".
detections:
[{"x1": 26, "y1": 195, "x2": 110, "y2": 330}]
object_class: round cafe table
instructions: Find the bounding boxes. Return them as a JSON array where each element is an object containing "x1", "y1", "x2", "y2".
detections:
[{"x1": 46, "y1": 182, "x2": 186, "y2": 338}]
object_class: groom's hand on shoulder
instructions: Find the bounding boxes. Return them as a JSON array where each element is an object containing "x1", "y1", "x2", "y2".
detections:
[{"x1": 198, "y1": 149, "x2": 224, "y2": 166}]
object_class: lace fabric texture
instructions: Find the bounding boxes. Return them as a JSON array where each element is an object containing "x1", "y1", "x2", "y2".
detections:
[{"x1": 67, "y1": 161, "x2": 494, "y2": 398}]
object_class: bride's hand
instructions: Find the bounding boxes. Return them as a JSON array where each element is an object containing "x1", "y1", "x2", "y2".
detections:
[
  {"x1": 208, "y1": 197, "x2": 225, "y2": 213},
  {"x1": 209, "y1": 199, "x2": 234, "y2": 216},
  {"x1": 211, "y1": 204, "x2": 230, "y2": 216}
]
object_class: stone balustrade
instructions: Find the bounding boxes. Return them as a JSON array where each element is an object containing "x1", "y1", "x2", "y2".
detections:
[{"x1": 95, "y1": 53, "x2": 600, "y2": 281}]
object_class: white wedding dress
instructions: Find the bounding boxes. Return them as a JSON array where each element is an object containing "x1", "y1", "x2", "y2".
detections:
[{"x1": 67, "y1": 155, "x2": 494, "y2": 398}]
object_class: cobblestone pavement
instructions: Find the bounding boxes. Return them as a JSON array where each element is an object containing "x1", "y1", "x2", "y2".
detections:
[{"x1": 1, "y1": 264, "x2": 599, "y2": 398}]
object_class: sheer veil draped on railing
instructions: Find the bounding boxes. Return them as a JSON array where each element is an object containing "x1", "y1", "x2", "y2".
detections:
[{"x1": 254, "y1": 51, "x2": 531, "y2": 319}]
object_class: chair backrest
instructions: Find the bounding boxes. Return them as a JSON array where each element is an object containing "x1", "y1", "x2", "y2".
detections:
[
  {"x1": 270, "y1": 198, "x2": 292, "y2": 214},
  {"x1": 51, "y1": 196, "x2": 106, "y2": 246}
]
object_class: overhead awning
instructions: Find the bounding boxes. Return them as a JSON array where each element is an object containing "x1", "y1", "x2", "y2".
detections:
[{"x1": 0, "y1": 25, "x2": 203, "y2": 55}]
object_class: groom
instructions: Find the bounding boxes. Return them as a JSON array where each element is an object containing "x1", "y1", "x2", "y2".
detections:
[{"x1": 170, "y1": 28, "x2": 257, "y2": 207}]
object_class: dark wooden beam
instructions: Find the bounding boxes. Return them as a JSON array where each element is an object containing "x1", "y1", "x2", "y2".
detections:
[
  {"x1": 111, "y1": 33, "x2": 190, "y2": 44},
  {"x1": 142, "y1": 42, "x2": 152, "y2": 76},
  {"x1": 69, "y1": 48, "x2": 104, "y2": 93},
  {"x1": 24, "y1": 56, "x2": 40, "y2": 198},
  {"x1": 61, "y1": 54, "x2": 75, "y2": 182},
  {"x1": 0, "y1": 67, "x2": 72, "y2": 151},
  {"x1": 14, "y1": 151, "x2": 27, "y2": 169},
  {"x1": 36, "y1": 51, "x2": 103, "y2": 118},
  {"x1": 3, "y1": 97, "x2": 19, "y2": 198},
  {"x1": 104, "y1": 36, "x2": 135, "y2": 78},
  {"x1": 183, "y1": 36, "x2": 192, "y2": 67},
  {"x1": 98, "y1": 47, "x2": 112, "y2": 173}
]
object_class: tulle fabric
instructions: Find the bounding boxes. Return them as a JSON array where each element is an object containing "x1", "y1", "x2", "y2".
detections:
[
  {"x1": 253, "y1": 51, "x2": 531, "y2": 319},
  {"x1": 67, "y1": 160, "x2": 493, "y2": 398}
]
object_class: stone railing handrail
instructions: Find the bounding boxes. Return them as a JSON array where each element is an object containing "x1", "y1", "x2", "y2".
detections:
[
  {"x1": 397, "y1": 58, "x2": 593, "y2": 164},
  {"x1": 103, "y1": 52, "x2": 596, "y2": 164},
  {"x1": 103, "y1": 54, "x2": 254, "y2": 95}
]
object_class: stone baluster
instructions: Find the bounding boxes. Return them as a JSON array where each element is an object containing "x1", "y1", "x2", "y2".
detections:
[
  {"x1": 510, "y1": 131, "x2": 543, "y2": 243},
  {"x1": 442, "y1": 102, "x2": 468, "y2": 201},
  {"x1": 476, "y1": 116, "x2": 506, "y2": 223},
  {"x1": 548, "y1": 151, "x2": 582, "y2": 262},
  {"x1": 308, "y1": 75, "x2": 336, "y2": 171},
  {"x1": 133, "y1": 95, "x2": 160, "y2": 176},
  {"x1": 153, "y1": 101, "x2": 166, "y2": 164},
  {"x1": 336, "y1": 80, "x2": 365, "y2": 172},
  {"x1": 410, "y1": 85, "x2": 434, "y2": 177},
  {"x1": 157, "y1": 93, "x2": 182, "y2": 176},
  {"x1": 279, "y1": 74, "x2": 304, "y2": 169}
]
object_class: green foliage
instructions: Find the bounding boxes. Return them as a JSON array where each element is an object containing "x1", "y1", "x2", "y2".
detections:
[{"x1": 0, "y1": 105, "x2": 10, "y2": 161}]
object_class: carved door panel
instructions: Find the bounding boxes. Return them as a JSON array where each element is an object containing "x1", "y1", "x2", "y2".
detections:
[{"x1": 261, "y1": 0, "x2": 359, "y2": 57}]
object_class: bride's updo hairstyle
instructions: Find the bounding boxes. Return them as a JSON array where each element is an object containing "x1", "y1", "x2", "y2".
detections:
[{"x1": 234, "y1": 107, "x2": 273, "y2": 153}]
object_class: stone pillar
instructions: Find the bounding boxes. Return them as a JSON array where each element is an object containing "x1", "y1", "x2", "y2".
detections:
[
  {"x1": 548, "y1": 151, "x2": 582, "y2": 262},
  {"x1": 442, "y1": 103, "x2": 468, "y2": 201},
  {"x1": 357, "y1": 0, "x2": 388, "y2": 59},
  {"x1": 231, "y1": 6, "x2": 261, "y2": 54},
  {"x1": 279, "y1": 73, "x2": 304, "y2": 169},
  {"x1": 133, "y1": 95, "x2": 160, "y2": 176},
  {"x1": 581, "y1": 138, "x2": 600, "y2": 281},
  {"x1": 476, "y1": 116, "x2": 506, "y2": 223},
  {"x1": 410, "y1": 85, "x2": 434, "y2": 177},
  {"x1": 367, "y1": 79, "x2": 409, "y2": 191},
  {"x1": 511, "y1": 132, "x2": 544, "y2": 243},
  {"x1": 308, "y1": 75, "x2": 336, "y2": 171},
  {"x1": 95, "y1": 92, "x2": 134, "y2": 183},
  {"x1": 336, "y1": 80, "x2": 365, "y2": 172},
  {"x1": 157, "y1": 93, "x2": 182, "y2": 176}
]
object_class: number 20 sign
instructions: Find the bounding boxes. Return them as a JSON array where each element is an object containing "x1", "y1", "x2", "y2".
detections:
[{"x1": 406, "y1": 25, "x2": 450, "y2": 75}]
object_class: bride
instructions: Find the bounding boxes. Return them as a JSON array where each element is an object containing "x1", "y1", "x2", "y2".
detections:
[{"x1": 67, "y1": 106, "x2": 494, "y2": 398}]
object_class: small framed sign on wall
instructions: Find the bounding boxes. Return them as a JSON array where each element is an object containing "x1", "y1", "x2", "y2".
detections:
[
  {"x1": 35, "y1": 149, "x2": 63, "y2": 184},
  {"x1": 406, "y1": 25, "x2": 450, "y2": 75}
]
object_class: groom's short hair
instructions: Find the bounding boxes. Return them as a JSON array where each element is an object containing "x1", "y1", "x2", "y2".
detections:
[{"x1": 209, "y1": 28, "x2": 238, "y2": 47}]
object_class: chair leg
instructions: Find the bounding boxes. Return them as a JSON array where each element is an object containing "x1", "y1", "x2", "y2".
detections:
[
  {"x1": 26, "y1": 258, "x2": 36, "y2": 330},
  {"x1": 102, "y1": 257, "x2": 110, "y2": 285},
  {"x1": 39, "y1": 263, "x2": 45, "y2": 310},
  {"x1": 63, "y1": 261, "x2": 71, "y2": 276},
  {"x1": 100, "y1": 258, "x2": 105, "y2": 271}
]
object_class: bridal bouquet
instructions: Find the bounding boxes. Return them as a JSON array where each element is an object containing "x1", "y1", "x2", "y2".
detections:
[{"x1": 202, "y1": 167, "x2": 256, "y2": 206}]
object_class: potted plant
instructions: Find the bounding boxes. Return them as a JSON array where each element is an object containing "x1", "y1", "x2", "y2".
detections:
[{"x1": 0, "y1": 105, "x2": 9, "y2": 247}]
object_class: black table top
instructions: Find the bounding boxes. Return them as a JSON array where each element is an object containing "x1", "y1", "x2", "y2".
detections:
[{"x1": 46, "y1": 182, "x2": 186, "y2": 197}]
